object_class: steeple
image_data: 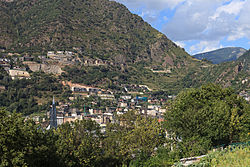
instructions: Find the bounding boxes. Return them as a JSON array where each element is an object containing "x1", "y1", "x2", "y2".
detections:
[
  {"x1": 49, "y1": 96, "x2": 57, "y2": 129},
  {"x1": 53, "y1": 96, "x2": 55, "y2": 105}
]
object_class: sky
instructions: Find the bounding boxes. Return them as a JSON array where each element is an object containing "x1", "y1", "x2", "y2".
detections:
[{"x1": 113, "y1": 0, "x2": 250, "y2": 55}]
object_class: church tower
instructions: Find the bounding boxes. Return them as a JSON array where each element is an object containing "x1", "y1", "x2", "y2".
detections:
[{"x1": 49, "y1": 96, "x2": 57, "y2": 129}]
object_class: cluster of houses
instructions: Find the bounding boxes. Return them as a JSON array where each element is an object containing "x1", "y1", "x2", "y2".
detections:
[
  {"x1": 46, "y1": 51, "x2": 79, "y2": 65},
  {"x1": 38, "y1": 92, "x2": 167, "y2": 132},
  {"x1": 122, "y1": 84, "x2": 152, "y2": 93},
  {"x1": 0, "y1": 50, "x2": 79, "y2": 79},
  {"x1": 0, "y1": 50, "x2": 116, "y2": 79},
  {"x1": 0, "y1": 56, "x2": 31, "y2": 79},
  {"x1": 30, "y1": 81, "x2": 169, "y2": 131}
]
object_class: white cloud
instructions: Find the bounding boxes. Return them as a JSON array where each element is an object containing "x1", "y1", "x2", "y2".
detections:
[
  {"x1": 189, "y1": 40, "x2": 223, "y2": 54},
  {"x1": 140, "y1": 11, "x2": 158, "y2": 23},
  {"x1": 211, "y1": 0, "x2": 245, "y2": 20},
  {"x1": 163, "y1": 0, "x2": 231, "y2": 41},
  {"x1": 174, "y1": 41, "x2": 186, "y2": 48},
  {"x1": 113, "y1": 0, "x2": 185, "y2": 24},
  {"x1": 227, "y1": 0, "x2": 250, "y2": 40},
  {"x1": 114, "y1": 0, "x2": 250, "y2": 53}
]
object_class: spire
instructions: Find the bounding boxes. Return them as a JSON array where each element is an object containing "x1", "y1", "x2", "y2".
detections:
[
  {"x1": 49, "y1": 96, "x2": 57, "y2": 129},
  {"x1": 53, "y1": 96, "x2": 55, "y2": 105}
]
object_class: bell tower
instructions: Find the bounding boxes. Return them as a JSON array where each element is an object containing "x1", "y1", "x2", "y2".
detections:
[{"x1": 49, "y1": 96, "x2": 57, "y2": 129}]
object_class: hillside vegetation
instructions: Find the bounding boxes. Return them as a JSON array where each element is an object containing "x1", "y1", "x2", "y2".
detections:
[
  {"x1": 0, "y1": 0, "x2": 208, "y2": 91},
  {"x1": 183, "y1": 50, "x2": 250, "y2": 93},
  {"x1": 0, "y1": 0, "x2": 194, "y2": 67}
]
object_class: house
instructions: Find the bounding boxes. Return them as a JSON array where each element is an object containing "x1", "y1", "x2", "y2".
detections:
[
  {"x1": 120, "y1": 95, "x2": 132, "y2": 100},
  {"x1": 0, "y1": 85, "x2": 6, "y2": 91},
  {"x1": 47, "y1": 51, "x2": 55, "y2": 56},
  {"x1": 8, "y1": 69, "x2": 30, "y2": 80},
  {"x1": 97, "y1": 93, "x2": 115, "y2": 100},
  {"x1": 147, "y1": 109, "x2": 159, "y2": 117},
  {"x1": 56, "y1": 51, "x2": 64, "y2": 55},
  {"x1": 90, "y1": 115, "x2": 102, "y2": 124},
  {"x1": 119, "y1": 102, "x2": 128, "y2": 108},
  {"x1": 63, "y1": 116, "x2": 76, "y2": 123},
  {"x1": 23, "y1": 55, "x2": 34, "y2": 61},
  {"x1": 102, "y1": 113, "x2": 113, "y2": 124},
  {"x1": 57, "y1": 116, "x2": 64, "y2": 126},
  {"x1": 67, "y1": 82, "x2": 102, "y2": 93},
  {"x1": 0, "y1": 61, "x2": 11, "y2": 69}
]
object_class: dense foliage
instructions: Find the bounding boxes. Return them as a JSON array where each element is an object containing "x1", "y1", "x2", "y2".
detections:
[
  {"x1": 0, "y1": 109, "x2": 59, "y2": 167},
  {"x1": 0, "y1": 109, "x2": 164, "y2": 167},
  {"x1": 165, "y1": 84, "x2": 249, "y2": 157},
  {"x1": 103, "y1": 111, "x2": 165, "y2": 166},
  {"x1": 0, "y1": 72, "x2": 66, "y2": 115}
]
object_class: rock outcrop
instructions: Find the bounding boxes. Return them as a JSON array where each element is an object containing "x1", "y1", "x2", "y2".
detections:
[{"x1": 23, "y1": 62, "x2": 63, "y2": 74}]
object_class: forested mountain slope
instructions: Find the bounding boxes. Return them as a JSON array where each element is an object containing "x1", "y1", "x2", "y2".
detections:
[
  {"x1": 183, "y1": 50, "x2": 250, "y2": 92},
  {"x1": 0, "y1": 0, "x2": 206, "y2": 92}
]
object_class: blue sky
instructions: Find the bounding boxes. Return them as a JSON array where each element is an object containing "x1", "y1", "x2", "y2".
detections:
[{"x1": 113, "y1": 0, "x2": 250, "y2": 55}]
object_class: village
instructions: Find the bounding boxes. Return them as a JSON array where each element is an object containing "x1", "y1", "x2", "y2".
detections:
[
  {"x1": 0, "y1": 50, "x2": 173, "y2": 130},
  {"x1": 0, "y1": 49, "x2": 249, "y2": 131},
  {"x1": 36, "y1": 77, "x2": 171, "y2": 130}
]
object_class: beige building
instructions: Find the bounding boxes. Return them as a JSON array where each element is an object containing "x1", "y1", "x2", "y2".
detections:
[{"x1": 9, "y1": 69, "x2": 30, "y2": 80}]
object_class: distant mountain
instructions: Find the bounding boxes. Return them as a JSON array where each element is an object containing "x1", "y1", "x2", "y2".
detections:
[
  {"x1": 183, "y1": 50, "x2": 250, "y2": 92},
  {"x1": 193, "y1": 47, "x2": 247, "y2": 64}
]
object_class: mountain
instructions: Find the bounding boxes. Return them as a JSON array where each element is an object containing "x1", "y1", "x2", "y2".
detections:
[
  {"x1": 183, "y1": 50, "x2": 250, "y2": 92},
  {"x1": 0, "y1": 0, "x2": 205, "y2": 92},
  {"x1": 0, "y1": 0, "x2": 189, "y2": 65},
  {"x1": 193, "y1": 47, "x2": 247, "y2": 64}
]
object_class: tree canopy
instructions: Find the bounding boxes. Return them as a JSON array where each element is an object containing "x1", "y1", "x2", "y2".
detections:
[{"x1": 165, "y1": 84, "x2": 249, "y2": 156}]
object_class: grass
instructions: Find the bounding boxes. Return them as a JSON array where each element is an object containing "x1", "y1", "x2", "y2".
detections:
[{"x1": 191, "y1": 145, "x2": 250, "y2": 167}]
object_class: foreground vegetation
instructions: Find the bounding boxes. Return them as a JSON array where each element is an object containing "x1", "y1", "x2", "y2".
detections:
[
  {"x1": 0, "y1": 84, "x2": 249, "y2": 166},
  {"x1": 191, "y1": 145, "x2": 250, "y2": 167}
]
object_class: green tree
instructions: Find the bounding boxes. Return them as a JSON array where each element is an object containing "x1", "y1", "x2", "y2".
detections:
[
  {"x1": 55, "y1": 120, "x2": 103, "y2": 167},
  {"x1": 0, "y1": 109, "x2": 59, "y2": 167},
  {"x1": 103, "y1": 111, "x2": 165, "y2": 166},
  {"x1": 165, "y1": 84, "x2": 249, "y2": 156}
]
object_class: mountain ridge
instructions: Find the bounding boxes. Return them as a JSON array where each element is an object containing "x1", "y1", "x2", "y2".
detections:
[{"x1": 193, "y1": 47, "x2": 247, "y2": 64}]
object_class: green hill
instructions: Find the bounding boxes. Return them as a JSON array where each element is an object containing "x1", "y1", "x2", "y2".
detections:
[
  {"x1": 0, "y1": 0, "x2": 205, "y2": 92},
  {"x1": 193, "y1": 47, "x2": 247, "y2": 64}
]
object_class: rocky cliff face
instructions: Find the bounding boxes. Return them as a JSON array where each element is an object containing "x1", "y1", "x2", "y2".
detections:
[{"x1": 24, "y1": 62, "x2": 62, "y2": 74}]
